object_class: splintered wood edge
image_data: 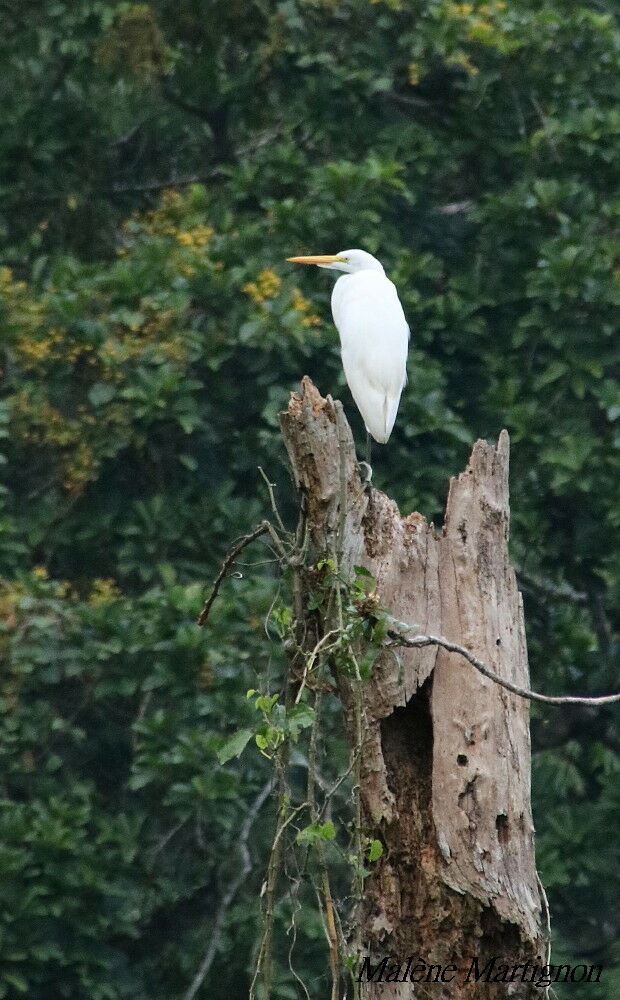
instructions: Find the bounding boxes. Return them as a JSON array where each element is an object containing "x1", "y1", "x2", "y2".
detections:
[
  {"x1": 279, "y1": 377, "x2": 360, "y2": 500},
  {"x1": 281, "y1": 378, "x2": 511, "y2": 542}
]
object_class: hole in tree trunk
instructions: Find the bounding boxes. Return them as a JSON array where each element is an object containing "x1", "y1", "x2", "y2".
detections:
[
  {"x1": 496, "y1": 813, "x2": 509, "y2": 844},
  {"x1": 373, "y1": 678, "x2": 434, "y2": 957}
]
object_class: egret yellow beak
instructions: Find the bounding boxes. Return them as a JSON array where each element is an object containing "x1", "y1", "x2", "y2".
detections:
[{"x1": 286, "y1": 254, "x2": 345, "y2": 265}]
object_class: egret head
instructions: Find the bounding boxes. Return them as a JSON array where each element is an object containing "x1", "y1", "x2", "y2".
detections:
[{"x1": 287, "y1": 248, "x2": 384, "y2": 274}]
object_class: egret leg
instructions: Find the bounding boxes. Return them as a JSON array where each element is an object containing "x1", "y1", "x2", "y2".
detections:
[{"x1": 358, "y1": 431, "x2": 373, "y2": 488}]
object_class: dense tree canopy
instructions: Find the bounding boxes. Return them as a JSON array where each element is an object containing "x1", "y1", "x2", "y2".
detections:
[{"x1": 0, "y1": 1, "x2": 618, "y2": 998}]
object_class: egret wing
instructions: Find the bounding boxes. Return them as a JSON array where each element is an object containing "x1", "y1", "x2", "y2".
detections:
[{"x1": 331, "y1": 272, "x2": 409, "y2": 443}]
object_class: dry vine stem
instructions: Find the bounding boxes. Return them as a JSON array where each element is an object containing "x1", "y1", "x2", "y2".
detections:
[
  {"x1": 385, "y1": 625, "x2": 620, "y2": 707},
  {"x1": 197, "y1": 522, "x2": 270, "y2": 626}
]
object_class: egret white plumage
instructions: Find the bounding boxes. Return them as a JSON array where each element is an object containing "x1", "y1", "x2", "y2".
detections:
[{"x1": 286, "y1": 249, "x2": 409, "y2": 465}]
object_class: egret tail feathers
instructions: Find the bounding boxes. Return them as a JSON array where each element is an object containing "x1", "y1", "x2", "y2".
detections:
[
  {"x1": 344, "y1": 363, "x2": 404, "y2": 444},
  {"x1": 365, "y1": 391, "x2": 401, "y2": 444},
  {"x1": 384, "y1": 391, "x2": 401, "y2": 441}
]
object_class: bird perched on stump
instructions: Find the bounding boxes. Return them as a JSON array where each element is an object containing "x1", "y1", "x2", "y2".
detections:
[{"x1": 286, "y1": 249, "x2": 409, "y2": 477}]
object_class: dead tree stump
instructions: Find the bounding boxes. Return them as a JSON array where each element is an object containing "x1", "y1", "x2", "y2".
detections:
[{"x1": 280, "y1": 377, "x2": 544, "y2": 999}]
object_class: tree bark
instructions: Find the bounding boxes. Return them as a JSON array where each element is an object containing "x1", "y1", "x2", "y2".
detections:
[{"x1": 280, "y1": 377, "x2": 544, "y2": 999}]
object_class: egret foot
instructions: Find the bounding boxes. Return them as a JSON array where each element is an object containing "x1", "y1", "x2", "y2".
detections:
[
  {"x1": 361, "y1": 430, "x2": 373, "y2": 493},
  {"x1": 358, "y1": 461, "x2": 373, "y2": 487}
]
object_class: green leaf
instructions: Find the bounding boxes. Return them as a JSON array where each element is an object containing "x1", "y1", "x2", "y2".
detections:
[
  {"x1": 217, "y1": 729, "x2": 253, "y2": 764},
  {"x1": 87, "y1": 382, "x2": 116, "y2": 407},
  {"x1": 533, "y1": 361, "x2": 568, "y2": 390},
  {"x1": 286, "y1": 704, "x2": 315, "y2": 739},
  {"x1": 127, "y1": 772, "x2": 153, "y2": 791},
  {"x1": 306, "y1": 590, "x2": 324, "y2": 611},
  {"x1": 359, "y1": 644, "x2": 382, "y2": 679},
  {"x1": 367, "y1": 839, "x2": 383, "y2": 862},
  {"x1": 296, "y1": 821, "x2": 336, "y2": 844},
  {"x1": 254, "y1": 694, "x2": 279, "y2": 714},
  {"x1": 3, "y1": 974, "x2": 27, "y2": 993}
]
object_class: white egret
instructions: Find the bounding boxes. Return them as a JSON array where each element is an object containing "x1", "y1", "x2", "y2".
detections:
[{"x1": 286, "y1": 249, "x2": 409, "y2": 473}]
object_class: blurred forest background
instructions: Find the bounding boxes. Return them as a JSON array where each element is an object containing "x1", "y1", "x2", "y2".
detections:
[{"x1": 0, "y1": 1, "x2": 619, "y2": 998}]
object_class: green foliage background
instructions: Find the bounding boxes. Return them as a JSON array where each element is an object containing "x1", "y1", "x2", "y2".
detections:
[{"x1": 0, "y1": 0, "x2": 618, "y2": 997}]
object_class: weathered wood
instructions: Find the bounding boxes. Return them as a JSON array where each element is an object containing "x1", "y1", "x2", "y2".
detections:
[{"x1": 280, "y1": 377, "x2": 544, "y2": 999}]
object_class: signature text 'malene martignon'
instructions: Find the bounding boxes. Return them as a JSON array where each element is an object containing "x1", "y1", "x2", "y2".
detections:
[{"x1": 358, "y1": 955, "x2": 603, "y2": 989}]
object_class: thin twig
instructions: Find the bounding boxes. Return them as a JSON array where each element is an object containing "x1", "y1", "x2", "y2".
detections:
[
  {"x1": 386, "y1": 624, "x2": 620, "y2": 706},
  {"x1": 270, "y1": 801, "x2": 309, "y2": 854},
  {"x1": 323, "y1": 867, "x2": 341, "y2": 1000},
  {"x1": 184, "y1": 780, "x2": 274, "y2": 1000},
  {"x1": 516, "y1": 566, "x2": 587, "y2": 604},
  {"x1": 150, "y1": 815, "x2": 190, "y2": 862},
  {"x1": 197, "y1": 522, "x2": 271, "y2": 626},
  {"x1": 335, "y1": 405, "x2": 349, "y2": 563},
  {"x1": 306, "y1": 689, "x2": 340, "y2": 1000},
  {"x1": 294, "y1": 629, "x2": 340, "y2": 705},
  {"x1": 291, "y1": 498, "x2": 309, "y2": 654},
  {"x1": 264, "y1": 521, "x2": 291, "y2": 563},
  {"x1": 249, "y1": 801, "x2": 309, "y2": 1000},
  {"x1": 537, "y1": 871, "x2": 552, "y2": 1000},
  {"x1": 319, "y1": 742, "x2": 364, "y2": 820},
  {"x1": 285, "y1": 878, "x2": 312, "y2": 1000},
  {"x1": 258, "y1": 467, "x2": 288, "y2": 537},
  {"x1": 349, "y1": 648, "x2": 365, "y2": 1000},
  {"x1": 256, "y1": 692, "x2": 295, "y2": 1000}
]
